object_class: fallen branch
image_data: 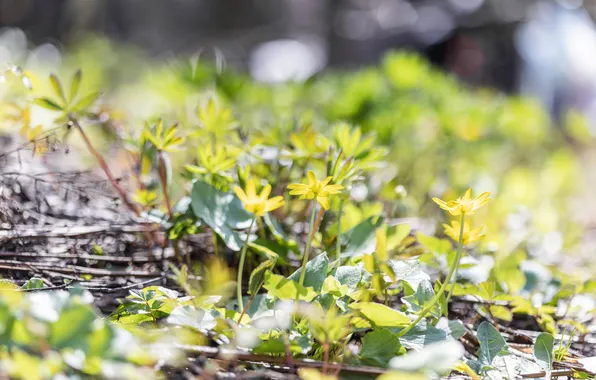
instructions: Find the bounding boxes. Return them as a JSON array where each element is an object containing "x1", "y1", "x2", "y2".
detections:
[
  {"x1": 0, "y1": 251, "x2": 162, "y2": 263},
  {"x1": 0, "y1": 224, "x2": 159, "y2": 240},
  {"x1": 176, "y1": 344, "x2": 386, "y2": 376},
  {"x1": 0, "y1": 262, "x2": 162, "y2": 277},
  {"x1": 14, "y1": 276, "x2": 164, "y2": 293}
]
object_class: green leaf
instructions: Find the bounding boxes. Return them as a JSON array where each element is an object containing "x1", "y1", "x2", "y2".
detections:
[
  {"x1": 476, "y1": 321, "x2": 507, "y2": 368},
  {"x1": 247, "y1": 242, "x2": 279, "y2": 260},
  {"x1": 87, "y1": 321, "x2": 113, "y2": 357},
  {"x1": 263, "y1": 272, "x2": 318, "y2": 301},
  {"x1": 493, "y1": 251, "x2": 526, "y2": 294},
  {"x1": 350, "y1": 302, "x2": 410, "y2": 327},
  {"x1": 289, "y1": 253, "x2": 329, "y2": 291},
  {"x1": 388, "y1": 340, "x2": 464, "y2": 374},
  {"x1": 534, "y1": 332, "x2": 554, "y2": 375},
  {"x1": 321, "y1": 276, "x2": 348, "y2": 297},
  {"x1": 359, "y1": 328, "x2": 402, "y2": 367},
  {"x1": 489, "y1": 305, "x2": 513, "y2": 322},
  {"x1": 49, "y1": 74, "x2": 67, "y2": 104},
  {"x1": 388, "y1": 259, "x2": 430, "y2": 291},
  {"x1": 252, "y1": 337, "x2": 286, "y2": 354},
  {"x1": 377, "y1": 372, "x2": 427, "y2": 380},
  {"x1": 334, "y1": 266, "x2": 367, "y2": 290},
  {"x1": 50, "y1": 304, "x2": 96, "y2": 349},
  {"x1": 248, "y1": 259, "x2": 276, "y2": 295},
  {"x1": 33, "y1": 97, "x2": 63, "y2": 111},
  {"x1": 395, "y1": 319, "x2": 453, "y2": 350},
  {"x1": 387, "y1": 223, "x2": 411, "y2": 248},
  {"x1": 21, "y1": 277, "x2": 46, "y2": 290},
  {"x1": 401, "y1": 280, "x2": 440, "y2": 317},
  {"x1": 70, "y1": 70, "x2": 82, "y2": 102},
  {"x1": 416, "y1": 233, "x2": 451, "y2": 254},
  {"x1": 71, "y1": 91, "x2": 100, "y2": 112},
  {"x1": 166, "y1": 306, "x2": 217, "y2": 332},
  {"x1": 190, "y1": 180, "x2": 252, "y2": 251},
  {"x1": 342, "y1": 216, "x2": 384, "y2": 258}
]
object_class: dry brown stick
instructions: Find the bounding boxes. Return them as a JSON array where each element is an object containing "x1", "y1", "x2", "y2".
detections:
[
  {"x1": 519, "y1": 369, "x2": 577, "y2": 378},
  {"x1": 16, "y1": 276, "x2": 164, "y2": 293},
  {"x1": 0, "y1": 263, "x2": 161, "y2": 277},
  {"x1": 453, "y1": 295, "x2": 509, "y2": 307},
  {"x1": 0, "y1": 224, "x2": 160, "y2": 239},
  {"x1": 176, "y1": 344, "x2": 386, "y2": 376},
  {"x1": 0, "y1": 251, "x2": 159, "y2": 263}
]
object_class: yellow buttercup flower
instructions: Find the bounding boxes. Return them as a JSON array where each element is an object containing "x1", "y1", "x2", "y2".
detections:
[
  {"x1": 443, "y1": 220, "x2": 485, "y2": 245},
  {"x1": 287, "y1": 171, "x2": 344, "y2": 210},
  {"x1": 234, "y1": 178, "x2": 284, "y2": 216},
  {"x1": 432, "y1": 188, "x2": 490, "y2": 216}
]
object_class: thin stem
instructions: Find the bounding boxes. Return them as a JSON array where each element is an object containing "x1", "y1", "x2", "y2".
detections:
[
  {"x1": 69, "y1": 117, "x2": 139, "y2": 216},
  {"x1": 336, "y1": 198, "x2": 344, "y2": 266},
  {"x1": 323, "y1": 341, "x2": 330, "y2": 375},
  {"x1": 396, "y1": 214, "x2": 466, "y2": 338},
  {"x1": 157, "y1": 151, "x2": 173, "y2": 218},
  {"x1": 238, "y1": 292, "x2": 256, "y2": 325},
  {"x1": 299, "y1": 204, "x2": 318, "y2": 286},
  {"x1": 257, "y1": 216, "x2": 266, "y2": 239},
  {"x1": 312, "y1": 206, "x2": 325, "y2": 236},
  {"x1": 158, "y1": 151, "x2": 183, "y2": 263},
  {"x1": 443, "y1": 214, "x2": 466, "y2": 315},
  {"x1": 237, "y1": 217, "x2": 257, "y2": 312},
  {"x1": 212, "y1": 232, "x2": 220, "y2": 258}
]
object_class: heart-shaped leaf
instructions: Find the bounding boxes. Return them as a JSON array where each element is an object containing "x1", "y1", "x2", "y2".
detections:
[{"x1": 191, "y1": 180, "x2": 252, "y2": 251}]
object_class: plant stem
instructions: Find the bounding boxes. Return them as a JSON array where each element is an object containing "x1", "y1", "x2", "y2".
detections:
[
  {"x1": 238, "y1": 292, "x2": 256, "y2": 325},
  {"x1": 157, "y1": 151, "x2": 173, "y2": 218},
  {"x1": 257, "y1": 216, "x2": 266, "y2": 239},
  {"x1": 69, "y1": 117, "x2": 139, "y2": 216},
  {"x1": 299, "y1": 204, "x2": 318, "y2": 286},
  {"x1": 158, "y1": 151, "x2": 182, "y2": 263},
  {"x1": 336, "y1": 198, "x2": 344, "y2": 266},
  {"x1": 237, "y1": 217, "x2": 257, "y2": 312},
  {"x1": 212, "y1": 231, "x2": 220, "y2": 258},
  {"x1": 323, "y1": 341, "x2": 330, "y2": 375},
  {"x1": 443, "y1": 214, "x2": 466, "y2": 315},
  {"x1": 396, "y1": 214, "x2": 466, "y2": 338},
  {"x1": 312, "y1": 206, "x2": 325, "y2": 236}
]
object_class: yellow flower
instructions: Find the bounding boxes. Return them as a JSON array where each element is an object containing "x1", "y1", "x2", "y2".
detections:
[
  {"x1": 132, "y1": 189, "x2": 159, "y2": 207},
  {"x1": 198, "y1": 98, "x2": 237, "y2": 135},
  {"x1": 21, "y1": 124, "x2": 47, "y2": 156},
  {"x1": 432, "y1": 188, "x2": 490, "y2": 216},
  {"x1": 234, "y1": 178, "x2": 284, "y2": 216},
  {"x1": 143, "y1": 119, "x2": 185, "y2": 152},
  {"x1": 287, "y1": 171, "x2": 344, "y2": 210},
  {"x1": 443, "y1": 220, "x2": 485, "y2": 245}
]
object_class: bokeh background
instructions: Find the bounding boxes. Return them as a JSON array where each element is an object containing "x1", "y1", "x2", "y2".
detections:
[
  {"x1": 3, "y1": 0, "x2": 596, "y2": 120},
  {"x1": 2, "y1": 0, "x2": 596, "y2": 275}
]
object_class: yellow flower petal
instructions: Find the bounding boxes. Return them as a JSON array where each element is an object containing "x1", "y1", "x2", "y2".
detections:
[
  {"x1": 246, "y1": 178, "x2": 257, "y2": 198},
  {"x1": 307, "y1": 171, "x2": 317, "y2": 187},
  {"x1": 264, "y1": 196, "x2": 285, "y2": 213},
  {"x1": 288, "y1": 183, "x2": 309, "y2": 191},
  {"x1": 317, "y1": 196, "x2": 330, "y2": 210},
  {"x1": 259, "y1": 184, "x2": 272, "y2": 200},
  {"x1": 234, "y1": 186, "x2": 250, "y2": 206},
  {"x1": 321, "y1": 176, "x2": 333, "y2": 187},
  {"x1": 323, "y1": 184, "x2": 344, "y2": 194},
  {"x1": 289, "y1": 188, "x2": 309, "y2": 196},
  {"x1": 288, "y1": 171, "x2": 342, "y2": 207}
]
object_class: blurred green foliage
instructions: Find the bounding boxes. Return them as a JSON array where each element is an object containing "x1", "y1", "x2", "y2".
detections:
[{"x1": 1, "y1": 36, "x2": 595, "y2": 380}]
